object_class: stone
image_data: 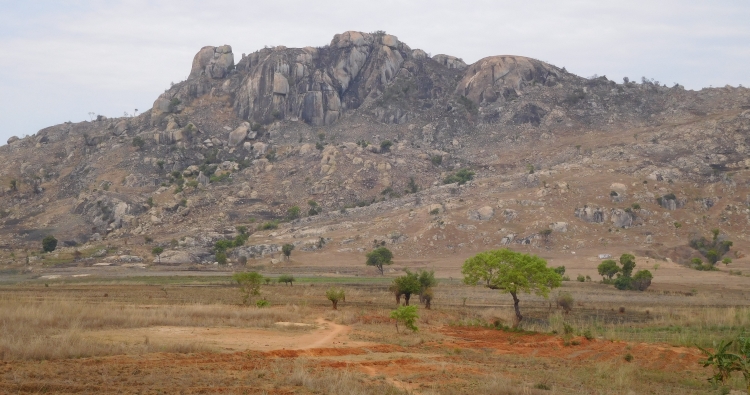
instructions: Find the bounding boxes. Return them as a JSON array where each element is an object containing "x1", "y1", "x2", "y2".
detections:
[
  {"x1": 432, "y1": 54, "x2": 467, "y2": 70},
  {"x1": 575, "y1": 206, "x2": 606, "y2": 223},
  {"x1": 158, "y1": 250, "x2": 197, "y2": 264},
  {"x1": 7, "y1": 136, "x2": 19, "y2": 144},
  {"x1": 610, "y1": 208, "x2": 633, "y2": 228},
  {"x1": 468, "y1": 206, "x2": 494, "y2": 221},
  {"x1": 229, "y1": 122, "x2": 250, "y2": 147},
  {"x1": 550, "y1": 222, "x2": 568, "y2": 232}
]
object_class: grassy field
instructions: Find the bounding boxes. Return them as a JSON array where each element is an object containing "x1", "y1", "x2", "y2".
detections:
[{"x1": 1, "y1": 276, "x2": 749, "y2": 394}]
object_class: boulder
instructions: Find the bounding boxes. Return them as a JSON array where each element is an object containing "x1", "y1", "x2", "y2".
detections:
[
  {"x1": 7, "y1": 136, "x2": 19, "y2": 144},
  {"x1": 189, "y1": 46, "x2": 217, "y2": 79},
  {"x1": 502, "y1": 209, "x2": 518, "y2": 222},
  {"x1": 157, "y1": 250, "x2": 197, "y2": 264},
  {"x1": 455, "y1": 56, "x2": 559, "y2": 104},
  {"x1": 550, "y1": 222, "x2": 568, "y2": 232},
  {"x1": 610, "y1": 208, "x2": 633, "y2": 228},
  {"x1": 468, "y1": 206, "x2": 494, "y2": 221},
  {"x1": 228, "y1": 122, "x2": 249, "y2": 145},
  {"x1": 575, "y1": 206, "x2": 606, "y2": 223}
]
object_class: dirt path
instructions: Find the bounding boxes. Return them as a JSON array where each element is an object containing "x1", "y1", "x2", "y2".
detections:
[{"x1": 82, "y1": 317, "x2": 365, "y2": 353}]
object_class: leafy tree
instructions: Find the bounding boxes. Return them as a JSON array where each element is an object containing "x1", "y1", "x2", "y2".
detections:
[
  {"x1": 597, "y1": 260, "x2": 620, "y2": 280},
  {"x1": 366, "y1": 247, "x2": 393, "y2": 275},
  {"x1": 42, "y1": 235, "x2": 57, "y2": 253},
  {"x1": 325, "y1": 287, "x2": 345, "y2": 310},
  {"x1": 462, "y1": 249, "x2": 562, "y2": 327},
  {"x1": 631, "y1": 270, "x2": 653, "y2": 291},
  {"x1": 232, "y1": 272, "x2": 263, "y2": 305},
  {"x1": 216, "y1": 251, "x2": 227, "y2": 265},
  {"x1": 706, "y1": 249, "x2": 719, "y2": 265},
  {"x1": 416, "y1": 270, "x2": 437, "y2": 308},
  {"x1": 214, "y1": 239, "x2": 233, "y2": 253},
  {"x1": 282, "y1": 243, "x2": 295, "y2": 261},
  {"x1": 393, "y1": 271, "x2": 421, "y2": 306},
  {"x1": 619, "y1": 254, "x2": 636, "y2": 277},
  {"x1": 278, "y1": 274, "x2": 295, "y2": 286},
  {"x1": 151, "y1": 246, "x2": 164, "y2": 263},
  {"x1": 556, "y1": 292, "x2": 574, "y2": 313},
  {"x1": 422, "y1": 288, "x2": 434, "y2": 310},
  {"x1": 613, "y1": 276, "x2": 632, "y2": 290},
  {"x1": 723, "y1": 258, "x2": 733, "y2": 266},
  {"x1": 390, "y1": 305, "x2": 419, "y2": 333}
]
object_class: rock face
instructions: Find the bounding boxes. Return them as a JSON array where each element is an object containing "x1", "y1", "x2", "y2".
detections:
[
  {"x1": 189, "y1": 45, "x2": 235, "y2": 79},
  {"x1": 233, "y1": 31, "x2": 412, "y2": 126},
  {"x1": 609, "y1": 208, "x2": 633, "y2": 228},
  {"x1": 456, "y1": 56, "x2": 560, "y2": 105},
  {"x1": 575, "y1": 206, "x2": 606, "y2": 223},
  {"x1": 468, "y1": 206, "x2": 495, "y2": 221},
  {"x1": 432, "y1": 54, "x2": 467, "y2": 70}
]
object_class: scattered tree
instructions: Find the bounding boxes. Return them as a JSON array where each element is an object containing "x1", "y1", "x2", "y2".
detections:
[
  {"x1": 282, "y1": 243, "x2": 295, "y2": 261},
  {"x1": 556, "y1": 292, "x2": 574, "y2": 313},
  {"x1": 278, "y1": 274, "x2": 295, "y2": 286},
  {"x1": 366, "y1": 247, "x2": 393, "y2": 275},
  {"x1": 42, "y1": 235, "x2": 57, "y2": 253},
  {"x1": 631, "y1": 270, "x2": 653, "y2": 291},
  {"x1": 392, "y1": 270, "x2": 421, "y2": 306},
  {"x1": 307, "y1": 200, "x2": 322, "y2": 216},
  {"x1": 620, "y1": 254, "x2": 636, "y2": 277},
  {"x1": 390, "y1": 305, "x2": 419, "y2": 333},
  {"x1": 286, "y1": 206, "x2": 301, "y2": 221},
  {"x1": 232, "y1": 272, "x2": 263, "y2": 305},
  {"x1": 325, "y1": 287, "x2": 345, "y2": 310},
  {"x1": 462, "y1": 249, "x2": 562, "y2": 327},
  {"x1": 597, "y1": 260, "x2": 620, "y2": 280},
  {"x1": 151, "y1": 246, "x2": 164, "y2": 263},
  {"x1": 132, "y1": 136, "x2": 145, "y2": 150}
]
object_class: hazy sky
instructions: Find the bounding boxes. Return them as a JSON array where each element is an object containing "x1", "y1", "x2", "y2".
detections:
[{"x1": 1, "y1": 0, "x2": 748, "y2": 144}]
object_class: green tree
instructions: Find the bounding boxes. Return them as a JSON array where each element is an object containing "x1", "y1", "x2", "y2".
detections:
[
  {"x1": 307, "y1": 200, "x2": 321, "y2": 216},
  {"x1": 325, "y1": 287, "x2": 345, "y2": 310},
  {"x1": 380, "y1": 140, "x2": 393, "y2": 152},
  {"x1": 282, "y1": 243, "x2": 295, "y2": 261},
  {"x1": 390, "y1": 305, "x2": 419, "y2": 333},
  {"x1": 706, "y1": 249, "x2": 719, "y2": 265},
  {"x1": 366, "y1": 247, "x2": 393, "y2": 275},
  {"x1": 619, "y1": 254, "x2": 636, "y2": 277},
  {"x1": 462, "y1": 249, "x2": 562, "y2": 327},
  {"x1": 151, "y1": 246, "x2": 164, "y2": 263},
  {"x1": 393, "y1": 271, "x2": 421, "y2": 306},
  {"x1": 42, "y1": 235, "x2": 57, "y2": 253},
  {"x1": 417, "y1": 270, "x2": 437, "y2": 308},
  {"x1": 232, "y1": 272, "x2": 263, "y2": 305},
  {"x1": 278, "y1": 274, "x2": 295, "y2": 286},
  {"x1": 597, "y1": 260, "x2": 620, "y2": 280},
  {"x1": 631, "y1": 270, "x2": 653, "y2": 291}
]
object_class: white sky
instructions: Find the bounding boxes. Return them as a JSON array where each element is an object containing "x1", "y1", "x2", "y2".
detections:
[{"x1": 1, "y1": 0, "x2": 749, "y2": 144}]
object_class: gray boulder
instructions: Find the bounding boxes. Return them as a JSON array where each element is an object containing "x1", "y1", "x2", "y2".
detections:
[
  {"x1": 228, "y1": 122, "x2": 250, "y2": 146},
  {"x1": 468, "y1": 206, "x2": 495, "y2": 221},
  {"x1": 575, "y1": 206, "x2": 606, "y2": 223},
  {"x1": 610, "y1": 208, "x2": 633, "y2": 228}
]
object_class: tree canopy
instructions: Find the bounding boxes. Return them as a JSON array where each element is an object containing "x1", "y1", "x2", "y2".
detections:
[
  {"x1": 597, "y1": 260, "x2": 620, "y2": 280},
  {"x1": 366, "y1": 247, "x2": 393, "y2": 275},
  {"x1": 462, "y1": 248, "x2": 561, "y2": 326}
]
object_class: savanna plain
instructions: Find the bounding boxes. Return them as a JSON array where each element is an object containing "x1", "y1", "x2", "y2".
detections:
[{"x1": 2, "y1": 265, "x2": 750, "y2": 395}]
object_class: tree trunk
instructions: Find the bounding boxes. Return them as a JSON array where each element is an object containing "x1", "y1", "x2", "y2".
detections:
[
  {"x1": 378, "y1": 265, "x2": 384, "y2": 275},
  {"x1": 404, "y1": 293, "x2": 411, "y2": 306},
  {"x1": 332, "y1": 300, "x2": 338, "y2": 310},
  {"x1": 425, "y1": 298, "x2": 431, "y2": 309},
  {"x1": 395, "y1": 293, "x2": 402, "y2": 305},
  {"x1": 511, "y1": 292, "x2": 522, "y2": 328}
]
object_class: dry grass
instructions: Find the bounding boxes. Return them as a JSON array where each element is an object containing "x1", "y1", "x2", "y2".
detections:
[
  {"x1": 283, "y1": 359, "x2": 406, "y2": 394},
  {"x1": 0, "y1": 295, "x2": 310, "y2": 360}
]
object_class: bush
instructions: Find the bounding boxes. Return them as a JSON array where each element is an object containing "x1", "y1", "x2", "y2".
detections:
[
  {"x1": 556, "y1": 292, "x2": 574, "y2": 313},
  {"x1": 256, "y1": 299, "x2": 270, "y2": 308},
  {"x1": 258, "y1": 220, "x2": 279, "y2": 230},
  {"x1": 553, "y1": 266, "x2": 566, "y2": 275},
  {"x1": 576, "y1": 274, "x2": 586, "y2": 282},
  {"x1": 286, "y1": 206, "x2": 301, "y2": 221},
  {"x1": 215, "y1": 252, "x2": 227, "y2": 265},
  {"x1": 430, "y1": 155, "x2": 443, "y2": 166},
  {"x1": 42, "y1": 235, "x2": 58, "y2": 253},
  {"x1": 238, "y1": 256, "x2": 248, "y2": 266},
  {"x1": 278, "y1": 274, "x2": 295, "y2": 286},
  {"x1": 282, "y1": 243, "x2": 295, "y2": 260},
  {"x1": 613, "y1": 276, "x2": 632, "y2": 290},
  {"x1": 233, "y1": 272, "x2": 263, "y2": 304},
  {"x1": 132, "y1": 137, "x2": 145, "y2": 149},
  {"x1": 380, "y1": 140, "x2": 393, "y2": 152},
  {"x1": 443, "y1": 169, "x2": 475, "y2": 185},
  {"x1": 390, "y1": 305, "x2": 419, "y2": 333}
]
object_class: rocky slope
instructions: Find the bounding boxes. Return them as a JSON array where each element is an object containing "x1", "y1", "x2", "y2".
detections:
[{"x1": 2, "y1": 31, "x2": 750, "y2": 278}]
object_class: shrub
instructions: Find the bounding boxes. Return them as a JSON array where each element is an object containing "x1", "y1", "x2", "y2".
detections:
[
  {"x1": 258, "y1": 220, "x2": 279, "y2": 230},
  {"x1": 613, "y1": 276, "x2": 632, "y2": 290},
  {"x1": 232, "y1": 272, "x2": 263, "y2": 304},
  {"x1": 256, "y1": 299, "x2": 270, "y2": 308},
  {"x1": 556, "y1": 292, "x2": 574, "y2": 313},
  {"x1": 307, "y1": 200, "x2": 321, "y2": 216},
  {"x1": 215, "y1": 251, "x2": 227, "y2": 265},
  {"x1": 278, "y1": 274, "x2": 295, "y2": 286},
  {"x1": 168, "y1": 98, "x2": 181, "y2": 113},
  {"x1": 238, "y1": 256, "x2": 248, "y2": 266},
  {"x1": 407, "y1": 177, "x2": 419, "y2": 194},
  {"x1": 443, "y1": 169, "x2": 475, "y2": 185},
  {"x1": 42, "y1": 235, "x2": 58, "y2": 253},
  {"x1": 325, "y1": 287, "x2": 345, "y2": 310},
  {"x1": 553, "y1": 266, "x2": 566, "y2": 275},
  {"x1": 631, "y1": 203, "x2": 641, "y2": 210},
  {"x1": 576, "y1": 274, "x2": 585, "y2": 282},
  {"x1": 286, "y1": 206, "x2": 301, "y2": 221},
  {"x1": 380, "y1": 140, "x2": 393, "y2": 152},
  {"x1": 132, "y1": 136, "x2": 145, "y2": 149},
  {"x1": 429, "y1": 208, "x2": 440, "y2": 215},
  {"x1": 390, "y1": 305, "x2": 419, "y2": 333},
  {"x1": 151, "y1": 246, "x2": 164, "y2": 263},
  {"x1": 430, "y1": 155, "x2": 443, "y2": 166}
]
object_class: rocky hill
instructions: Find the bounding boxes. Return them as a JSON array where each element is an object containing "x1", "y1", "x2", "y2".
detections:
[{"x1": 2, "y1": 31, "x2": 750, "y2": 279}]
